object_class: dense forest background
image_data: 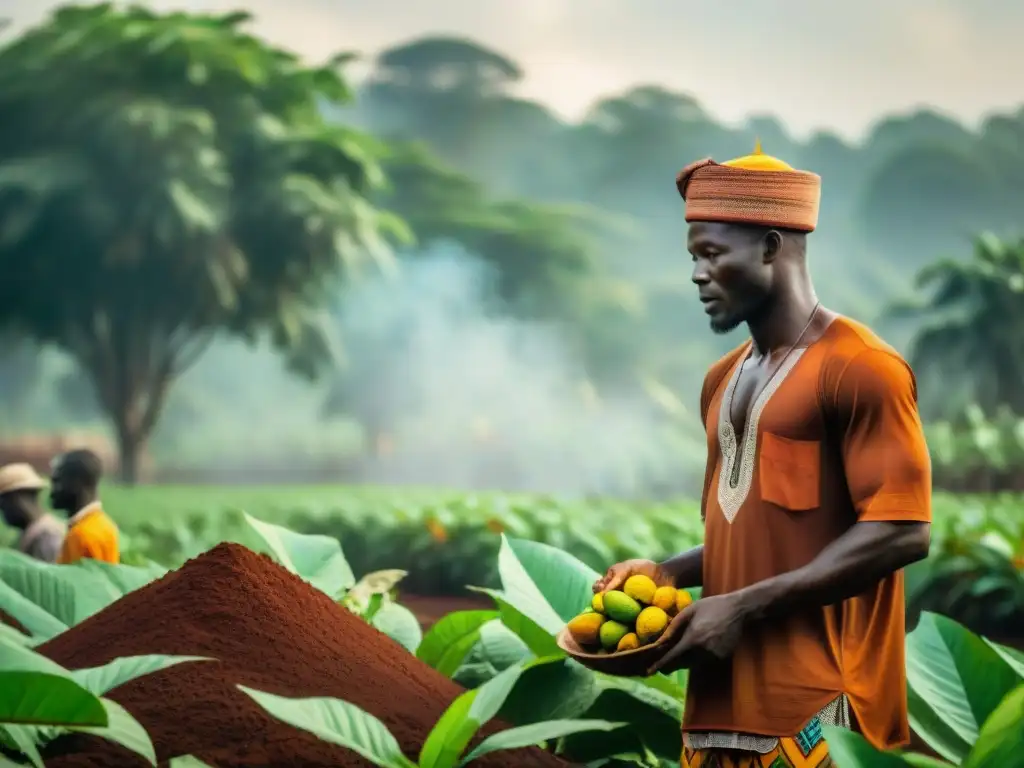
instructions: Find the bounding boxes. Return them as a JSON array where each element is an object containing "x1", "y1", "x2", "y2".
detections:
[{"x1": 1, "y1": 21, "x2": 1022, "y2": 495}]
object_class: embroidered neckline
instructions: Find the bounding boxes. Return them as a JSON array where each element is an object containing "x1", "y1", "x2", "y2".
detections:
[{"x1": 716, "y1": 349, "x2": 807, "y2": 523}]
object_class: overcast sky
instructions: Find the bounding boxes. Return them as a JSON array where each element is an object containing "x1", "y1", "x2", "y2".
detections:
[{"x1": 6, "y1": 0, "x2": 1023, "y2": 141}]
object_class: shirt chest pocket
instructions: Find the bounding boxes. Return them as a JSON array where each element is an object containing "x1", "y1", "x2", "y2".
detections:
[{"x1": 758, "y1": 432, "x2": 821, "y2": 511}]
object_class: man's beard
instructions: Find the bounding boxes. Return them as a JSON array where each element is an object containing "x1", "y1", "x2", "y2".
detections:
[{"x1": 710, "y1": 312, "x2": 743, "y2": 334}]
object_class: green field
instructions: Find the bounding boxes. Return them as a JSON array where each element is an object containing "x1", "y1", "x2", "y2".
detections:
[{"x1": 97, "y1": 485, "x2": 1023, "y2": 599}]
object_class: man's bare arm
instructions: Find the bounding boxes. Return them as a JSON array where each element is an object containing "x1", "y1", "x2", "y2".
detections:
[
  {"x1": 734, "y1": 521, "x2": 930, "y2": 622},
  {"x1": 659, "y1": 545, "x2": 704, "y2": 589}
]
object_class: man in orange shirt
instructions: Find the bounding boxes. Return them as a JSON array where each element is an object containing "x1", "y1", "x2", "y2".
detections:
[
  {"x1": 49, "y1": 449, "x2": 120, "y2": 564},
  {"x1": 594, "y1": 144, "x2": 932, "y2": 767}
]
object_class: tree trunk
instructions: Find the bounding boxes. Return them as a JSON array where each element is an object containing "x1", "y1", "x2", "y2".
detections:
[{"x1": 115, "y1": 421, "x2": 145, "y2": 485}]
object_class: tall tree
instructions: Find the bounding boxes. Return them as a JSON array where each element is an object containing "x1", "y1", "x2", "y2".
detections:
[
  {"x1": 890, "y1": 234, "x2": 1024, "y2": 416},
  {"x1": 0, "y1": 5, "x2": 406, "y2": 482}
]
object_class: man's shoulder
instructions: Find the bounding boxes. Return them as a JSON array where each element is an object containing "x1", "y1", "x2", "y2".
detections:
[
  {"x1": 822, "y1": 315, "x2": 910, "y2": 371},
  {"x1": 820, "y1": 316, "x2": 915, "y2": 396},
  {"x1": 703, "y1": 342, "x2": 748, "y2": 391}
]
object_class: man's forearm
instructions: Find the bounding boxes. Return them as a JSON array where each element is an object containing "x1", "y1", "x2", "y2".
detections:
[
  {"x1": 734, "y1": 521, "x2": 930, "y2": 622},
  {"x1": 659, "y1": 545, "x2": 704, "y2": 588}
]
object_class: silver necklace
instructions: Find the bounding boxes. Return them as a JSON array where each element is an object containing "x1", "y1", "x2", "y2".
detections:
[{"x1": 725, "y1": 301, "x2": 821, "y2": 487}]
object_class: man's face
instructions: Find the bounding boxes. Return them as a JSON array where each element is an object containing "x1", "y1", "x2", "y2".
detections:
[
  {"x1": 48, "y1": 459, "x2": 75, "y2": 511},
  {"x1": 0, "y1": 494, "x2": 21, "y2": 527},
  {"x1": 689, "y1": 221, "x2": 773, "y2": 334}
]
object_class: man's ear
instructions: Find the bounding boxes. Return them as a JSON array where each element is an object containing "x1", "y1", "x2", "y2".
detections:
[{"x1": 761, "y1": 230, "x2": 784, "y2": 263}]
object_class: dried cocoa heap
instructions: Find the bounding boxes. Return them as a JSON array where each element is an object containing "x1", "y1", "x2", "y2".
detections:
[{"x1": 36, "y1": 543, "x2": 568, "y2": 767}]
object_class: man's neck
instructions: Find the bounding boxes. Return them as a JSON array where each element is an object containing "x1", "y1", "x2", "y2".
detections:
[
  {"x1": 67, "y1": 495, "x2": 98, "y2": 518},
  {"x1": 746, "y1": 282, "x2": 820, "y2": 356}
]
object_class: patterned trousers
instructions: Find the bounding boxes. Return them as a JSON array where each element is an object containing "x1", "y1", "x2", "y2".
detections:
[
  {"x1": 681, "y1": 735, "x2": 834, "y2": 767},
  {"x1": 681, "y1": 700, "x2": 842, "y2": 767}
]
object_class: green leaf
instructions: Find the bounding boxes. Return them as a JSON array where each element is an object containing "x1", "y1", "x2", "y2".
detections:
[
  {"x1": 469, "y1": 587, "x2": 562, "y2": 657},
  {"x1": 0, "y1": 724, "x2": 44, "y2": 767},
  {"x1": 0, "y1": 577, "x2": 68, "y2": 640},
  {"x1": 72, "y1": 698, "x2": 157, "y2": 766},
  {"x1": 71, "y1": 655, "x2": 211, "y2": 696},
  {"x1": 906, "y1": 613, "x2": 1022, "y2": 762},
  {"x1": 595, "y1": 674, "x2": 684, "y2": 722},
  {"x1": 0, "y1": 622, "x2": 32, "y2": 648},
  {"x1": 460, "y1": 719, "x2": 625, "y2": 765},
  {"x1": 167, "y1": 757, "x2": 216, "y2": 768},
  {"x1": 419, "y1": 657, "x2": 561, "y2": 768},
  {"x1": 0, "y1": 551, "x2": 115, "y2": 625},
  {"x1": 236, "y1": 513, "x2": 356, "y2": 597},
  {"x1": 0, "y1": 638, "x2": 70, "y2": 676},
  {"x1": 504, "y1": 537, "x2": 601, "y2": 623},
  {"x1": 823, "y1": 727, "x2": 915, "y2": 767},
  {"x1": 0, "y1": 671, "x2": 107, "y2": 726},
  {"x1": 963, "y1": 684, "x2": 1024, "y2": 768},
  {"x1": 493, "y1": 537, "x2": 570, "y2": 632},
  {"x1": 984, "y1": 638, "x2": 1024, "y2": 678},
  {"x1": 370, "y1": 602, "x2": 422, "y2": 654},
  {"x1": 238, "y1": 686, "x2": 417, "y2": 768},
  {"x1": 418, "y1": 610, "x2": 498, "y2": 677},
  {"x1": 902, "y1": 754, "x2": 957, "y2": 767}
]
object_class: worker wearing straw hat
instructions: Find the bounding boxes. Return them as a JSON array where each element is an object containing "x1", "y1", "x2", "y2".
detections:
[
  {"x1": 0, "y1": 462, "x2": 66, "y2": 562},
  {"x1": 593, "y1": 143, "x2": 933, "y2": 767}
]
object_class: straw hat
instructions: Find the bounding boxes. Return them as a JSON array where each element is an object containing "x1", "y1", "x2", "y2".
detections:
[{"x1": 0, "y1": 463, "x2": 47, "y2": 495}]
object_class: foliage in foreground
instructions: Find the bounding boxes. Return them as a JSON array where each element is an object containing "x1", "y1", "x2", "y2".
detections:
[{"x1": 0, "y1": 515, "x2": 1021, "y2": 766}]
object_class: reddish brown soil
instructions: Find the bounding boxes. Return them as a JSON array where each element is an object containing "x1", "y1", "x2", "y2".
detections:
[{"x1": 35, "y1": 544, "x2": 568, "y2": 768}]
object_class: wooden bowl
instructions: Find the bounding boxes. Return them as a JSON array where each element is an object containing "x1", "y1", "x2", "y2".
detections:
[{"x1": 556, "y1": 625, "x2": 671, "y2": 677}]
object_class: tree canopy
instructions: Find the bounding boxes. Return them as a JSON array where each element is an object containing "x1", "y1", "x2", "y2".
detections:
[{"x1": 0, "y1": 5, "x2": 406, "y2": 480}]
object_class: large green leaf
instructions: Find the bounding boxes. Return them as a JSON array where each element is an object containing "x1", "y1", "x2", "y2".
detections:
[
  {"x1": 71, "y1": 698, "x2": 156, "y2": 766},
  {"x1": 237, "y1": 686, "x2": 416, "y2": 768},
  {"x1": 984, "y1": 639, "x2": 1024, "y2": 678},
  {"x1": 0, "y1": 637, "x2": 69, "y2": 676},
  {"x1": 0, "y1": 577, "x2": 68, "y2": 640},
  {"x1": 0, "y1": 622, "x2": 32, "y2": 647},
  {"x1": 417, "y1": 610, "x2": 498, "y2": 677},
  {"x1": 71, "y1": 655, "x2": 211, "y2": 696},
  {"x1": 419, "y1": 657, "x2": 561, "y2": 768},
  {"x1": 906, "y1": 612, "x2": 1021, "y2": 762},
  {"x1": 370, "y1": 602, "x2": 422, "y2": 654},
  {"x1": 963, "y1": 683, "x2": 1024, "y2": 768},
  {"x1": 822, "y1": 727, "x2": 915, "y2": 767},
  {"x1": 468, "y1": 587, "x2": 562, "y2": 657},
  {"x1": 0, "y1": 551, "x2": 118, "y2": 626},
  {"x1": 236, "y1": 513, "x2": 356, "y2": 597},
  {"x1": 460, "y1": 719, "x2": 624, "y2": 765},
  {"x1": 493, "y1": 537, "x2": 567, "y2": 633},
  {"x1": 0, "y1": 671, "x2": 107, "y2": 726},
  {"x1": 71, "y1": 557, "x2": 167, "y2": 597},
  {"x1": 503, "y1": 537, "x2": 601, "y2": 623},
  {"x1": 907, "y1": 684, "x2": 965, "y2": 763},
  {"x1": 498, "y1": 658, "x2": 600, "y2": 725}
]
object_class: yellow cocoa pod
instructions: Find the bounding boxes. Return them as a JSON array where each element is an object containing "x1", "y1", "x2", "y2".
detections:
[
  {"x1": 636, "y1": 606, "x2": 669, "y2": 644},
  {"x1": 676, "y1": 589, "x2": 694, "y2": 613},
  {"x1": 567, "y1": 611, "x2": 606, "y2": 647},
  {"x1": 652, "y1": 585, "x2": 678, "y2": 614},
  {"x1": 591, "y1": 591, "x2": 605, "y2": 614},
  {"x1": 616, "y1": 632, "x2": 640, "y2": 652},
  {"x1": 623, "y1": 574, "x2": 658, "y2": 604}
]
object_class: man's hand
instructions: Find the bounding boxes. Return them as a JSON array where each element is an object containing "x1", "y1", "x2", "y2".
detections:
[
  {"x1": 647, "y1": 593, "x2": 747, "y2": 676},
  {"x1": 593, "y1": 559, "x2": 671, "y2": 593}
]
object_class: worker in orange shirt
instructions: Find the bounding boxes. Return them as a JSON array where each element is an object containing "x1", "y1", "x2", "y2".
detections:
[{"x1": 49, "y1": 449, "x2": 119, "y2": 564}]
